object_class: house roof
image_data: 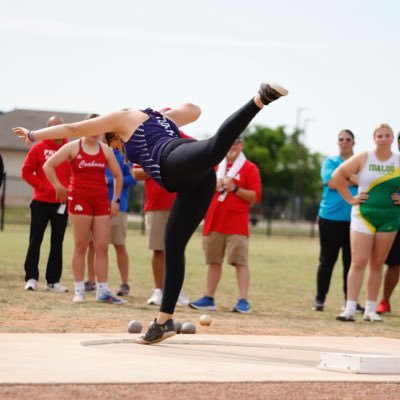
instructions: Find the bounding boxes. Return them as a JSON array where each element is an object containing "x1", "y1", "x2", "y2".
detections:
[{"x1": 0, "y1": 108, "x2": 88, "y2": 151}]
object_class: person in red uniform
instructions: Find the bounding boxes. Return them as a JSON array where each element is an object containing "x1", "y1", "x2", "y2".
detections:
[
  {"x1": 43, "y1": 114, "x2": 124, "y2": 304},
  {"x1": 22, "y1": 116, "x2": 71, "y2": 292},
  {"x1": 190, "y1": 133, "x2": 262, "y2": 313}
]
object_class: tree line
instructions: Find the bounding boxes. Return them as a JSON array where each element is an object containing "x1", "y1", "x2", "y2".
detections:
[{"x1": 242, "y1": 124, "x2": 323, "y2": 226}]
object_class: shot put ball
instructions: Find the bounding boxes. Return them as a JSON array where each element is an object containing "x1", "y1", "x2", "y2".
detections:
[
  {"x1": 174, "y1": 321, "x2": 182, "y2": 334},
  {"x1": 181, "y1": 322, "x2": 196, "y2": 334},
  {"x1": 199, "y1": 314, "x2": 212, "y2": 326},
  {"x1": 128, "y1": 319, "x2": 142, "y2": 334}
]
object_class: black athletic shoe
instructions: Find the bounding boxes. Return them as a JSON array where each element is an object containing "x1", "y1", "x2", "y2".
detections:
[
  {"x1": 258, "y1": 82, "x2": 288, "y2": 105},
  {"x1": 312, "y1": 300, "x2": 324, "y2": 311},
  {"x1": 135, "y1": 319, "x2": 176, "y2": 345}
]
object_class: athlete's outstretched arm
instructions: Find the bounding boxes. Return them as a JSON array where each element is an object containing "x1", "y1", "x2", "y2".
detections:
[
  {"x1": 13, "y1": 110, "x2": 143, "y2": 145},
  {"x1": 162, "y1": 103, "x2": 201, "y2": 128}
]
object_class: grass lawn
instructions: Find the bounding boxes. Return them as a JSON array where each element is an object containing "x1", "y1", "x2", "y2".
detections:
[{"x1": 1, "y1": 224, "x2": 399, "y2": 338}]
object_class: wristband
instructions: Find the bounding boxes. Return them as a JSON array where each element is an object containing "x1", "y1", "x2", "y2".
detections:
[
  {"x1": 27, "y1": 131, "x2": 36, "y2": 142},
  {"x1": 233, "y1": 185, "x2": 240, "y2": 193},
  {"x1": 112, "y1": 197, "x2": 120, "y2": 204}
]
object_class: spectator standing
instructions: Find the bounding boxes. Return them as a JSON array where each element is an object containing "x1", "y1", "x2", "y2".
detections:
[
  {"x1": 189, "y1": 134, "x2": 261, "y2": 313},
  {"x1": 21, "y1": 116, "x2": 70, "y2": 292},
  {"x1": 43, "y1": 114, "x2": 125, "y2": 304},
  {"x1": 333, "y1": 123, "x2": 400, "y2": 322},
  {"x1": 312, "y1": 130, "x2": 364, "y2": 312}
]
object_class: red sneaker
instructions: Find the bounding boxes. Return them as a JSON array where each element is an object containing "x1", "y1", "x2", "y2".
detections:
[{"x1": 376, "y1": 299, "x2": 391, "y2": 314}]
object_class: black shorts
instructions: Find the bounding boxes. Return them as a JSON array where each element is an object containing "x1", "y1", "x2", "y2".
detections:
[{"x1": 386, "y1": 230, "x2": 400, "y2": 267}]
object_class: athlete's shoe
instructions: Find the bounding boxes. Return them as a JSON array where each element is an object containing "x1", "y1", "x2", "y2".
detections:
[
  {"x1": 136, "y1": 319, "x2": 176, "y2": 345},
  {"x1": 44, "y1": 282, "x2": 69, "y2": 293},
  {"x1": 72, "y1": 292, "x2": 86, "y2": 303},
  {"x1": 116, "y1": 283, "x2": 130, "y2": 296},
  {"x1": 312, "y1": 300, "x2": 324, "y2": 311},
  {"x1": 233, "y1": 298, "x2": 251, "y2": 314},
  {"x1": 96, "y1": 291, "x2": 127, "y2": 305},
  {"x1": 376, "y1": 299, "x2": 391, "y2": 314},
  {"x1": 363, "y1": 311, "x2": 383, "y2": 322},
  {"x1": 147, "y1": 288, "x2": 163, "y2": 306},
  {"x1": 189, "y1": 295, "x2": 216, "y2": 311},
  {"x1": 258, "y1": 82, "x2": 289, "y2": 105},
  {"x1": 24, "y1": 279, "x2": 38, "y2": 291},
  {"x1": 84, "y1": 281, "x2": 96, "y2": 292},
  {"x1": 176, "y1": 290, "x2": 190, "y2": 307},
  {"x1": 336, "y1": 310, "x2": 355, "y2": 322}
]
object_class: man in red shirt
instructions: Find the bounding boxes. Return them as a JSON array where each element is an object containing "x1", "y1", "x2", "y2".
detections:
[
  {"x1": 189, "y1": 134, "x2": 261, "y2": 313},
  {"x1": 21, "y1": 116, "x2": 71, "y2": 292}
]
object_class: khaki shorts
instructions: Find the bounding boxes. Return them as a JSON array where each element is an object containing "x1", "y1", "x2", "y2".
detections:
[
  {"x1": 145, "y1": 210, "x2": 170, "y2": 250},
  {"x1": 110, "y1": 212, "x2": 128, "y2": 245},
  {"x1": 203, "y1": 232, "x2": 248, "y2": 266}
]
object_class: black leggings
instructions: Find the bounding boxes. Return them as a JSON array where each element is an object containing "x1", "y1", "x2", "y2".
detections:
[
  {"x1": 315, "y1": 218, "x2": 351, "y2": 303},
  {"x1": 159, "y1": 98, "x2": 261, "y2": 313}
]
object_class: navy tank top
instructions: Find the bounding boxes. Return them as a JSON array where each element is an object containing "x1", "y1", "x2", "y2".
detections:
[{"x1": 123, "y1": 108, "x2": 181, "y2": 188}]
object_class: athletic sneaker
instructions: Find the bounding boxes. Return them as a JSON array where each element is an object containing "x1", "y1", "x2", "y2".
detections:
[
  {"x1": 136, "y1": 319, "x2": 176, "y2": 345},
  {"x1": 116, "y1": 283, "x2": 130, "y2": 296},
  {"x1": 147, "y1": 288, "x2": 163, "y2": 306},
  {"x1": 258, "y1": 82, "x2": 289, "y2": 105},
  {"x1": 363, "y1": 311, "x2": 383, "y2": 322},
  {"x1": 312, "y1": 300, "x2": 324, "y2": 311},
  {"x1": 72, "y1": 292, "x2": 86, "y2": 303},
  {"x1": 336, "y1": 310, "x2": 355, "y2": 322},
  {"x1": 189, "y1": 295, "x2": 216, "y2": 311},
  {"x1": 24, "y1": 279, "x2": 38, "y2": 291},
  {"x1": 176, "y1": 290, "x2": 190, "y2": 307},
  {"x1": 233, "y1": 298, "x2": 251, "y2": 314},
  {"x1": 376, "y1": 299, "x2": 391, "y2": 314},
  {"x1": 340, "y1": 303, "x2": 365, "y2": 314},
  {"x1": 96, "y1": 291, "x2": 127, "y2": 305},
  {"x1": 44, "y1": 282, "x2": 68, "y2": 293},
  {"x1": 84, "y1": 281, "x2": 96, "y2": 292}
]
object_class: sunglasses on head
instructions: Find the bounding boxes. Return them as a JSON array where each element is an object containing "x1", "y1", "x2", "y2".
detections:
[{"x1": 338, "y1": 138, "x2": 353, "y2": 142}]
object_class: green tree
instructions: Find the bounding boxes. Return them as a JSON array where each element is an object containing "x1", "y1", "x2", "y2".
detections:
[{"x1": 243, "y1": 125, "x2": 322, "y2": 230}]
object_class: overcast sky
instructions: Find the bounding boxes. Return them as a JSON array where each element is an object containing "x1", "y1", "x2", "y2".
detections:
[{"x1": 1, "y1": 0, "x2": 399, "y2": 156}]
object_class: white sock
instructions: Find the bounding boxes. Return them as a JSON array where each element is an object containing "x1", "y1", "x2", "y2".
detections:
[
  {"x1": 74, "y1": 281, "x2": 85, "y2": 295},
  {"x1": 365, "y1": 300, "x2": 376, "y2": 314},
  {"x1": 345, "y1": 300, "x2": 357, "y2": 315},
  {"x1": 97, "y1": 282, "x2": 109, "y2": 295}
]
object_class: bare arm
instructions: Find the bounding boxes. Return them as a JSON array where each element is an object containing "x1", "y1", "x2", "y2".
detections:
[
  {"x1": 104, "y1": 145, "x2": 123, "y2": 217},
  {"x1": 43, "y1": 142, "x2": 76, "y2": 202},
  {"x1": 327, "y1": 173, "x2": 358, "y2": 189},
  {"x1": 13, "y1": 110, "x2": 145, "y2": 145},
  {"x1": 223, "y1": 177, "x2": 257, "y2": 204},
  {"x1": 163, "y1": 103, "x2": 201, "y2": 128},
  {"x1": 332, "y1": 152, "x2": 368, "y2": 205},
  {"x1": 131, "y1": 167, "x2": 149, "y2": 181}
]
